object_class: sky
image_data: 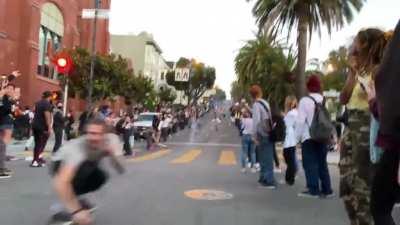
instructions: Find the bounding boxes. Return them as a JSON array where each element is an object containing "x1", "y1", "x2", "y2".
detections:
[{"x1": 109, "y1": 0, "x2": 400, "y2": 98}]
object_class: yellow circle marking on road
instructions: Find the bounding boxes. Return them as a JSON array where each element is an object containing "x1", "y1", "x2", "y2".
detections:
[{"x1": 184, "y1": 189, "x2": 234, "y2": 200}]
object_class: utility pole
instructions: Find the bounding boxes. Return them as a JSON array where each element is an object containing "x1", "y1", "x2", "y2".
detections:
[{"x1": 87, "y1": 0, "x2": 100, "y2": 111}]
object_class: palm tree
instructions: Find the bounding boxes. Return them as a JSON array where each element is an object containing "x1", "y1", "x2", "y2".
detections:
[
  {"x1": 234, "y1": 34, "x2": 296, "y2": 108},
  {"x1": 248, "y1": 0, "x2": 364, "y2": 97}
]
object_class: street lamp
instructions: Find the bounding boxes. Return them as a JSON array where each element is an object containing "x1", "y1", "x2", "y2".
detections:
[{"x1": 87, "y1": 0, "x2": 101, "y2": 111}]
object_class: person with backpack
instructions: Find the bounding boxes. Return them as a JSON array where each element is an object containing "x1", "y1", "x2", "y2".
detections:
[
  {"x1": 296, "y1": 75, "x2": 334, "y2": 198},
  {"x1": 283, "y1": 96, "x2": 299, "y2": 185},
  {"x1": 250, "y1": 85, "x2": 276, "y2": 189}
]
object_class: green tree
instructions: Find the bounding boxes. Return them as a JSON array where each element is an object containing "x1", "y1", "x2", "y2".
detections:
[
  {"x1": 167, "y1": 57, "x2": 216, "y2": 105},
  {"x1": 247, "y1": 0, "x2": 364, "y2": 98},
  {"x1": 213, "y1": 87, "x2": 227, "y2": 101},
  {"x1": 157, "y1": 86, "x2": 177, "y2": 103},
  {"x1": 321, "y1": 46, "x2": 349, "y2": 91},
  {"x1": 234, "y1": 34, "x2": 296, "y2": 108},
  {"x1": 230, "y1": 81, "x2": 249, "y2": 102},
  {"x1": 64, "y1": 48, "x2": 155, "y2": 105}
]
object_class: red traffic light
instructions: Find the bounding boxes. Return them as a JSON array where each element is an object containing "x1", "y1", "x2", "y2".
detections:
[{"x1": 53, "y1": 52, "x2": 73, "y2": 74}]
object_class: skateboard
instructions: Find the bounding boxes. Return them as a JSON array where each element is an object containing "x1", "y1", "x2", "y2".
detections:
[{"x1": 47, "y1": 208, "x2": 96, "y2": 225}]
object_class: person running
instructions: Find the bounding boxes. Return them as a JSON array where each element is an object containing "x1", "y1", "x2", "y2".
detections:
[
  {"x1": 250, "y1": 85, "x2": 276, "y2": 189},
  {"x1": 31, "y1": 91, "x2": 53, "y2": 167},
  {"x1": 240, "y1": 109, "x2": 256, "y2": 173},
  {"x1": 296, "y1": 75, "x2": 333, "y2": 198},
  {"x1": 282, "y1": 95, "x2": 299, "y2": 185},
  {"x1": 50, "y1": 118, "x2": 124, "y2": 225}
]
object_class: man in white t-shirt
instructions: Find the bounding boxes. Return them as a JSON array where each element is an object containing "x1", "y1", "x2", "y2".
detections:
[
  {"x1": 51, "y1": 119, "x2": 124, "y2": 225},
  {"x1": 295, "y1": 75, "x2": 333, "y2": 198}
]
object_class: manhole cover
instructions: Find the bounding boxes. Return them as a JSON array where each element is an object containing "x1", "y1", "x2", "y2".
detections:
[{"x1": 184, "y1": 189, "x2": 234, "y2": 200}]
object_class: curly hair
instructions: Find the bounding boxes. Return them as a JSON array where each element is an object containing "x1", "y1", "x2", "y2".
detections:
[{"x1": 354, "y1": 28, "x2": 392, "y2": 74}]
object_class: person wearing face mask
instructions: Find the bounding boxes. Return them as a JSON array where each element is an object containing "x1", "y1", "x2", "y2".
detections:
[{"x1": 52, "y1": 102, "x2": 66, "y2": 153}]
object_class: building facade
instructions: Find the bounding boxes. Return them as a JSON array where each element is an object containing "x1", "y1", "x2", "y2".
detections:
[
  {"x1": 0, "y1": 0, "x2": 111, "y2": 107},
  {"x1": 111, "y1": 32, "x2": 171, "y2": 89}
]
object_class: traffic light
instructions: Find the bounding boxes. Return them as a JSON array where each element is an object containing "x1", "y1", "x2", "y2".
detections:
[
  {"x1": 53, "y1": 52, "x2": 73, "y2": 74},
  {"x1": 51, "y1": 91, "x2": 62, "y2": 102}
]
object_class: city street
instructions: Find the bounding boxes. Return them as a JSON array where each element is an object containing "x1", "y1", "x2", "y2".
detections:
[{"x1": 0, "y1": 112, "x2": 371, "y2": 225}]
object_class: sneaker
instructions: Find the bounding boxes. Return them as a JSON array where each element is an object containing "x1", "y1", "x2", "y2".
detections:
[
  {"x1": 321, "y1": 192, "x2": 336, "y2": 199},
  {"x1": 258, "y1": 183, "x2": 277, "y2": 190},
  {"x1": 79, "y1": 198, "x2": 97, "y2": 212},
  {"x1": 241, "y1": 168, "x2": 246, "y2": 173},
  {"x1": 298, "y1": 191, "x2": 319, "y2": 199},
  {"x1": 251, "y1": 168, "x2": 257, "y2": 173},
  {"x1": 30, "y1": 161, "x2": 42, "y2": 168},
  {"x1": 50, "y1": 211, "x2": 72, "y2": 223},
  {"x1": 3, "y1": 168, "x2": 12, "y2": 175},
  {"x1": 247, "y1": 163, "x2": 252, "y2": 169},
  {"x1": 0, "y1": 172, "x2": 11, "y2": 179}
]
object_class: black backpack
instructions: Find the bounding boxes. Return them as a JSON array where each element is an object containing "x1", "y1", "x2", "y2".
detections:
[
  {"x1": 272, "y1": 113, "x2": 286, "y2": 143},
  {"x1": 306, "y1": 96, "x2": 335, "y2": 144}
]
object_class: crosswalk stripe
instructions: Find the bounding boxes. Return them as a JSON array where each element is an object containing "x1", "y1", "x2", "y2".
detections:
[
  {"x1": 171, "y1": 149, "x2": 202, "y2": 164},
  {"x1": 218, "y1": 150, "x2": 237, "y2": 166},
  {"x1": 129, "y1": 149, "x2": 171, "y2": 162}
]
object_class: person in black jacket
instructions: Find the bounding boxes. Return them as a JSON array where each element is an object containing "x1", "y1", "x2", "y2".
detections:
[{"x1": 52, "y1": 102, "x2": 65, "y2": 153}]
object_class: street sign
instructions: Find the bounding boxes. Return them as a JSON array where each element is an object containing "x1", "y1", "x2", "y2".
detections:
[
  {"x1": 82, "y1": 9, "x2": 110, "y2": 19},
  {"x1": 175, "y1": 68, "x2": 190, "y2": 82}
]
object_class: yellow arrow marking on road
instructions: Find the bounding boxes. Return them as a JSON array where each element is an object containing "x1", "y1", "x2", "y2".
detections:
[
  {"x1": 218, "y1": 150, "x2": 237, "y2": 166},
  {"x1": 171, "y1": 149, "x2": 202, "y2": 164},
  {"x1": 129, "y1": 149, "x2": 171, "y2": 162}
]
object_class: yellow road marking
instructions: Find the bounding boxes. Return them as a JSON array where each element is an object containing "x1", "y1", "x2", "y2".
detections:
[
  {"x1": 171, "y1": 149, "x2": 202, "y2": 164},
  {"x1": 218, "y1": 150, "x2": 237, "y2": 166},
  {"x1": 129, "y1": 149, "x2": 171, "y2": 162}
]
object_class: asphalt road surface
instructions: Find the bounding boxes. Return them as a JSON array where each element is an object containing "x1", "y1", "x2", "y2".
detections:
[{"x1": 1, "y1": 111, "x2": 398, "y2": 225}]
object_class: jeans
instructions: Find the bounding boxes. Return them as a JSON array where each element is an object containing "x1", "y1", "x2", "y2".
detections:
[
  {"x1": 301, "y1": 139, "x2": 332, "y2": 195},
  {"x1": 33, "y1": 128, "x2": 49, "y2": 163},
  {"x1": 273, "y1": 144, "x2": 280, "y2": 168},
  {"x1": 283, "y1": 147, "x2": 297, "y2": 185},
  {"x1": 52, "y1": 128, "x2": 63, "y2": 153},
  {"x1": 122, "y1": 129, "x2": 132, "y2": 155},
  {"x1": 371, "y1": 148, "x2": 400, "y2": 225},
  {"x1": 0, "y1": 139, "x2": 6, "y2": 170},
  {"x1": 258, "y1": 137, "x2": 275, "y2": 185},
  {"x1": 241, "y1": 134, "x2": 256, "y2": 168}
]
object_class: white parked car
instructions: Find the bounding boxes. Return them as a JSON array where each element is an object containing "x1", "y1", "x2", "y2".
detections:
[{"x1": 133, "y1": 112, "x2": 160, "y2": 140}]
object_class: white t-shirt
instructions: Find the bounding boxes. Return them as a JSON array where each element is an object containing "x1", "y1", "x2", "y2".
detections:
[
  {"x1": 241, "y1": 118, "x2": 254, "y2": 135},
  {"x1": 283, "y1": 109, "x2": 299, "y2": 148},
  {"x1": 295, "y1": 93, "x2": 324, "y2": 143},
  {"x1": 52, "y1": 133, "x2": 122, "y2": 168}
]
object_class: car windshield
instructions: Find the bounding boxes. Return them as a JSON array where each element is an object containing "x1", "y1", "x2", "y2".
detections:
[{"x1": 137, "y1": 114, "x2": 155, "y2": 122}]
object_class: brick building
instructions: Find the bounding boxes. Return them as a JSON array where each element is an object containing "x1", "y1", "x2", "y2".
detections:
[{"x1": 0, "y1": 0, "x2": 111, "y2": 109}]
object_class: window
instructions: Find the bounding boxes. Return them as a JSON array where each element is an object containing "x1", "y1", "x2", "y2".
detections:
[{"x1": 37, "y1": 3, "x2": 64, "y2": 80}]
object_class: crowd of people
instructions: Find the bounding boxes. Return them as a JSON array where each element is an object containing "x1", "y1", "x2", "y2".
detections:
[
  {"x1": 0, "y1": 78, "x2": 206, "y2": 171},
  {"x1": 230, "y1": 22, "x2": 400, "y2": 225}
]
